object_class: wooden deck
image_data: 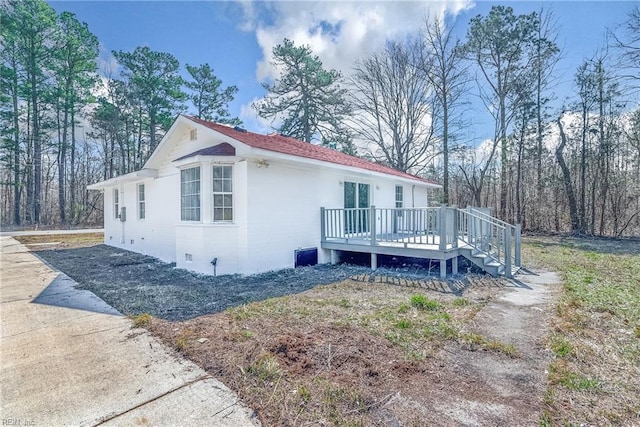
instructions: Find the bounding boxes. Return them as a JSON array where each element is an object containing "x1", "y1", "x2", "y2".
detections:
[{"x1": 320, "y1": 206, "x2": 521, "y2": 278}]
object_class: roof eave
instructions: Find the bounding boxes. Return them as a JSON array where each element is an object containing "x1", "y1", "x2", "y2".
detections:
[
  {"x1": 87, "y1": 169, "x2": 157, "y2": 190},
  {"x1": 247, "y1": 147, "x2": 440, "y2": 187}
]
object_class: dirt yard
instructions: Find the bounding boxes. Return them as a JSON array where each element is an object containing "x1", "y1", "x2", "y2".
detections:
[{"x1": 20, "y1": 234, "x2": 561, "y2": 426}]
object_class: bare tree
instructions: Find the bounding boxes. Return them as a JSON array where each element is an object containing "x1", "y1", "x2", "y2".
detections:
[
  {"x1": 350, "y1": 39, "x2": 435, "y2": 173},
  {"x1": 612, "y1": 4, "x2": 640, "y2": 88},
  {"x1": 555, "y1": 114, "x2": 580, "y2": 233},
  {"x1": 421, "y1": 14, "x2": 469, "y2": 203}
]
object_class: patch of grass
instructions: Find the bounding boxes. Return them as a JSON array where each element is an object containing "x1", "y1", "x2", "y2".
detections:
[
  {"x1": 131, "y1": 313, "x2": 153, "y2": 328},
  {"x1": 452, "y1": 297, "x2": 471, "y2": 307},
  {"x1": 247, "y1": 353, "x2": 282, "y2": 382},
  {"x1": 460, "y1": 332, "x2": 520, "y2": 358},
  {"x1": 297, "y1": 385, "x2": 311, "y2": 404},
  {"x1": 397, "y1": 303, "x2": 410, "y2": 314},
  {"x1": 175, "y1": 329, "x2": 192, "y2": 351},
  {"x1": 539, "y1": 410, "x2": 553, "y2": 427},
  {"x1": 338, "y1": 298, "x2": 351, "y2": 308},
  {"x1": 410, "y1": 294, "x2": 441, "y2": 311},
  {"x1": 550, "y1": 335, "x2": 573, "y2": 358},
  {"x1": 561, "y1": 375, "x2": 601, "y2": 392},
  {"x1": 395, "y1": 319, "x2": 411, "y2": 329},
  {"x1": 322, "y1": 384, "x2": 367, "y2": 424}
]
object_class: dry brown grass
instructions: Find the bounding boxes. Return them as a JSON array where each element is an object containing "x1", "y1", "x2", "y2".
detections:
[
  {"x1": 15, "y1": 232, "x2": 103, "y2": 249},
  {"x1": 149, "y1": 278, "x2": 508, "y2": 426}
]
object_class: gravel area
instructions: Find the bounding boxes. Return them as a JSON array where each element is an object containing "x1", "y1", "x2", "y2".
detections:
[{"x1": 34, "y1": 244, "x2": 474, "y2": 321}]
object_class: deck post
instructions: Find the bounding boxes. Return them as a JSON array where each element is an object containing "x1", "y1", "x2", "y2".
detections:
[
  {"x1": 440, "y1": 259, "x2": 446, "y2": 278},
  {"x1": 504, "y1": 229, "x2": 512, "y2": 278},
  {"x1": 320, "y1": 207, "x2": 326, "y2": 241},
  {"x1": 514, "y1": 224, "x2": 522, "y2": 268},
  {"x1": 452, "y1": 256, "x2": 458, "y2": 275},
  {"x1": 371, "y1": 253, "x2": 378, "y2": 270},
  {"x1": 438, "y1": 205, "x2": 447, "y2": 251},
  {"x1": 330, "y1": 250, "x2": 338, "y2": 265},
  {"x1": 451, "y1": 206, "x2": 458, "y2": 248},
  {"x1": 370, "y1": 205, "x2": 376, "y2": 246}
]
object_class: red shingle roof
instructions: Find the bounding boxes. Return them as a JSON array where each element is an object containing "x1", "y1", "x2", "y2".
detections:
[{"x1": 183, "y1": 115, "x2": 439, "y2": 186}]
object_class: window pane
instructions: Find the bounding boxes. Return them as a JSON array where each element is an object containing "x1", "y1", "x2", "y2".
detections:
[
  {"x1": 358, "y1": 183, "x2": 369, "y2": 208},
  {"x1": 180, "y1": 167, "x2": 200, "y2": 221},
  {"x1": 212, "y1": 165, "x2": 233, "y2": 222},
  {"x1": 344, "y1": 182, "x2": 356, "y2": 209}
]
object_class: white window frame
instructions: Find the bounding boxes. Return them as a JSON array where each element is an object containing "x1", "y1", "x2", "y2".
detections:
[
  {"x1": 137, "y1": 183, "x2": 146, "y2": 220},
  {"x1": 212, "y1": 165, "x2": 233, "y2": 222},
  {"x1": 113, "y1": 189, "x2": 119, "y2": 219},
  {"x1": 395, "y1": 185, "x2": 403, "y2": 208},
  {"x1": 180, "y1": 166, "x2": 201, "y2": 222}
]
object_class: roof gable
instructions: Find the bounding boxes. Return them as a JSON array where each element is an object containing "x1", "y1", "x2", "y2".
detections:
[
  {"x1": 174, "y1": 142, "x2": 236, "y2": 161},
  {"x1": 183, "y1": 115, "x2": 439, "y2": 186}
]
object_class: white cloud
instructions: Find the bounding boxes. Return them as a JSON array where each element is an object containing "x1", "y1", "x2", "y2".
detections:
[
  {"x1": 239, "y1": 97, "x2": 274, "y2": 133},
  {"x1": 237, "y1": 1, "x2": 473, "y2": 135},
  {"x1": 244, "y1": 1, "x2": 474, "y2": 83}
]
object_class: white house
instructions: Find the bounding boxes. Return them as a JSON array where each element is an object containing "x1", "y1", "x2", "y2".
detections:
[{"x1": 88, "y1": 115, "x2": 441, "y2": 276}]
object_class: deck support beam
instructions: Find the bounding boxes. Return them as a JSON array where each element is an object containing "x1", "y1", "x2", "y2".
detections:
[
  {"x1": 330, "y1": 250, "x2": 338, "y2": 265},
  {"x1": 440, "y1": 259, "x2": 446, "y2": 278},
  {"x1": 452, "y1": 256, "x2": 458, "y2": 275},
  {"x1": 371, "y1": 253, "x2": 377, "y2": 270}
]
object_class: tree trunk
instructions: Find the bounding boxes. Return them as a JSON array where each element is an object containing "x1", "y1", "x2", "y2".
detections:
[
  {"x1": 30, "y1": 57, "x2": 41, "y2": 224},
  {"x1": 11, "y1": 57, "x2": 21, "y2": 225},
  {"x1": 556, "y1": 116, "x2": 580, "y2": 233},
  {"x1": 442, "y1": 96, "x2": 449, "y2": 204},
  {"x1": 70, "y1": 104, "x2": 77, "y2": 224},
  {"x1": 499, "y1": 94, "x2": 508, "y2": 221}
]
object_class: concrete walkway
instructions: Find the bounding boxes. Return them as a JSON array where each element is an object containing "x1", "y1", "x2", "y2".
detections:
[{"x1": 0, "y1": 237, "x2": 259, "y2": 427}]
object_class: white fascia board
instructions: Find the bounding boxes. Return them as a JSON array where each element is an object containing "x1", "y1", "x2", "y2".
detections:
[
  {"x1": 143, "y1": 115, "x2": 188, "y2": 170},
  {"x1": 87, "y1": 169, "x2": 158, "y2": 190},
  {"x1": 247, "y1": 147, "x2": 442, "y2": 189},
  {"x1": 173, "y1": 155, "x2": 241, "y2": 169}
]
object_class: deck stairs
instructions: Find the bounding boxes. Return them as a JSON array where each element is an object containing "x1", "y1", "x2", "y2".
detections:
[{"x1": 456, "y1": 208, "x2": 521, "y2": 277}]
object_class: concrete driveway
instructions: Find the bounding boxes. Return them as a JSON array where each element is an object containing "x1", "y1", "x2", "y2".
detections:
[{"x1": 0, "y1": 236, "x2": 259, "y2": 426}]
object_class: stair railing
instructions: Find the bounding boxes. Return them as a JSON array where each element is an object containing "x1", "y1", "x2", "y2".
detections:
[{"x1": 457, "y1": 208, "x2": 521, "y2": 277}]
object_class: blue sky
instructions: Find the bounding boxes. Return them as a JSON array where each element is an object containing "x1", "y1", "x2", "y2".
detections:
[{"x1": 49, "y1": 1, "x2": 636, "y2": 142}]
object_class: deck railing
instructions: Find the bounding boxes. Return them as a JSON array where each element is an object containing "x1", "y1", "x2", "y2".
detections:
[{"x1": 321, "y1": 205, "x2": 521, "y2": 277}]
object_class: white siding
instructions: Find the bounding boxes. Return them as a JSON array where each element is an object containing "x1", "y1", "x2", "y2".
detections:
[
  {"x1": 242, "y1": 159, "x2": 430, "y2": 274},
  {"x1": 102, "y1": 175, "x2": 178, "y2": 263}
]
